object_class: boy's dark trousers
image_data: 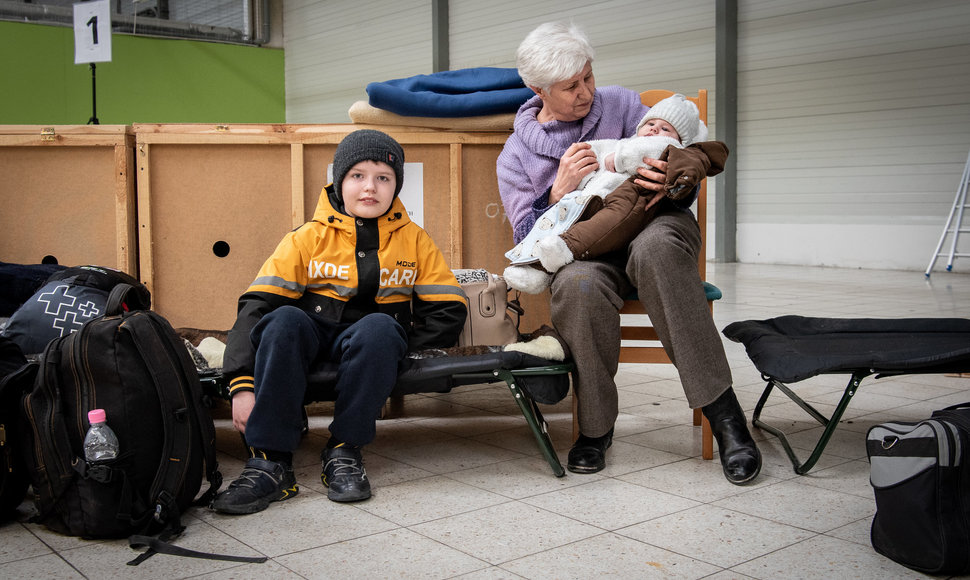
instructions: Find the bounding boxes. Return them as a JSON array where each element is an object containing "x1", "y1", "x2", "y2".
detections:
[{"x1": 243, "y1": 306, "x2": 408, "y2": 453}]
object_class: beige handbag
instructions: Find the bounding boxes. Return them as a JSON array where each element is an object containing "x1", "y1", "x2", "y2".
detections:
[{"x1": 453, "y1": 269, "x2": 522, "y2": 346}]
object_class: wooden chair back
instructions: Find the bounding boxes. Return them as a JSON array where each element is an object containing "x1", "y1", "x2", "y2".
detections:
[
  {"x1": 619, "y1": 90, "x2": 710, "y2": 363},
  {"x1": 590, "y1": 89, "x2": 715, "y2": 460}
]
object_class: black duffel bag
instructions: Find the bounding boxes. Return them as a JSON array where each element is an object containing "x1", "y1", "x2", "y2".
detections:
[{"x1": 867, "y1": 403, "x2": 970, "y2": 575}]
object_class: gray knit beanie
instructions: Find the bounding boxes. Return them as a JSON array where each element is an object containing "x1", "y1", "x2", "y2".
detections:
[
  {"x1": 636, "y1": 94, "x2": 708, "y2": 146},
  {"x1": 332, "y1": 129, "x2": 406, "y2": 199}
]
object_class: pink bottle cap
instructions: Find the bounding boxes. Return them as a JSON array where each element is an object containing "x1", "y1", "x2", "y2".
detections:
[{"x1": 88, "y1": 409, "x2": 106, "y2": 424}]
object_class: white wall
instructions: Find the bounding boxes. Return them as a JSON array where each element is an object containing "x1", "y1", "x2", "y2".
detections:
[
  {"x1": 283, "y1": 0, "x2": 433, "y2": 122},
  {"x1": 736, "y1": 0, "x2": 970, "y2": 271},
  {"x1": 282, "y1": 0, "x2": 970, "y2": 272}
]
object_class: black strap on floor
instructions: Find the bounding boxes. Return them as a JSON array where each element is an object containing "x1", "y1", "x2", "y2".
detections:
[{"x1": 127, "y1": 534, "x2": 267, "y2": 566}]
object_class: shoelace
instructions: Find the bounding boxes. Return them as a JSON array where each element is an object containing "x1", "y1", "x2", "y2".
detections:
[
  {"x1": 325, "y1": 456, "x2": 365, "y2": 479},
  {"x1": 229, "y1": 467, "x2": 276, "y2": 490}
]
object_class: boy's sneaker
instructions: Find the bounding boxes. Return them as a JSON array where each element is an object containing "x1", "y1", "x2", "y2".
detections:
[
  {"x1": 321, "y1": 446, "x2": 371, "y2": 502},
  {"x1": 211, "y1": 457, "x2": 298, "y2": 515}
]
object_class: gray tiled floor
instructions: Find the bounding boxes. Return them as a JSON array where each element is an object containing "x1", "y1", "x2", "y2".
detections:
[{"x1": 3, "y1": 262, "x2": 969, "y2": 579}]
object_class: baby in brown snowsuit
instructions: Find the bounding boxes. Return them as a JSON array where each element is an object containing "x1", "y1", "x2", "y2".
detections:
[{"x1": 503, "y1": 94, "x2": 728, "y2": 294}]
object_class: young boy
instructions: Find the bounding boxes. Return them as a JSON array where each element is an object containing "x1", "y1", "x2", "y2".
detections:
[
  {"x1": 212, "y1": 130, "x2": 467, "y2": 514},
  {"x1": 503, "y1": 94, "x2": 728, "y2": 293}
]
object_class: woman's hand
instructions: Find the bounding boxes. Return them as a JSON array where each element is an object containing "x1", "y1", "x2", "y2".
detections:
[
  {"x1": 550, "y1": 142, "x2": 598, "y2": 204},
  {"x1": 633, "y1": 158, "x2": 668, "y2": 192},
  {"x1": 231, "y1": 390, "x2": 256, "y2": 434}
]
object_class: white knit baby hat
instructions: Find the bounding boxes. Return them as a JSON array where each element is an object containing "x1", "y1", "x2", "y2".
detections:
[{"x1": 636, "y1": 94, "x2": 708, "y2": 145}]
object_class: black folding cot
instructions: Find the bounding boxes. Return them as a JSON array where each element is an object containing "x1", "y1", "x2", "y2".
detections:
[
  {"x1": 202, "y1": 350, "x2": 573, "y2": 477},
  {"x1": 723, "y1": 316, "x2": 970, "y2": 474}
]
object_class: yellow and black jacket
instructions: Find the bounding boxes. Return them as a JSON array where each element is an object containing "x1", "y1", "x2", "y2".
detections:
[{"x1": 224, "y1": 185, "x2": 467, "y2": 396}]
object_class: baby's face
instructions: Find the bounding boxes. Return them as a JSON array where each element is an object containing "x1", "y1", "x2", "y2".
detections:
[{"x1": 638, "y1": 118, "x2": 681, "y2": 141}]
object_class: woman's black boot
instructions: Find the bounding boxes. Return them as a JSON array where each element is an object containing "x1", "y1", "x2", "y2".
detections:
[
  {"x1": 702, "y1": 388, "x2": 761, "y2": 485},
  {"x1": 567, "y1": 427, "x2": 614, "y2": 474}
]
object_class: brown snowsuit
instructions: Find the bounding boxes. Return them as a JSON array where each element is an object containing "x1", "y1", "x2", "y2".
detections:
[{"x1": 560, "y1": 140, "x2": 729, "y2": 260}]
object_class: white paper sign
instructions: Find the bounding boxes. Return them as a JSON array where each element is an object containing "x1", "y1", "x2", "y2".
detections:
[
  {"x1": 74, "y1": 0, "x2": 112, "y2": 64},
  {"x1": 398, "y1": 163, "x2": 424, "y2": 227},
  {"x1": 327, "y1": 162, "x2": 425, "y2": 227}
]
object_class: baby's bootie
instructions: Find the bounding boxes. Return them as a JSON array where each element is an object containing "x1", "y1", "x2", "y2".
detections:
[
  {"x1": 502, "y1": 264, "x2": 551, "y2": 294},
  {"x1": 535, "y1": 236, "x2": 574, "y2": 273}
]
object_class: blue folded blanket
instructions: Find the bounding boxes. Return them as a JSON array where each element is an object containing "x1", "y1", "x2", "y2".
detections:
[{"x1": 366, "y1": 67, "x2": 535, "y2": 118}]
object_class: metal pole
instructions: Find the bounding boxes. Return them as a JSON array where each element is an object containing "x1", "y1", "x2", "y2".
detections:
[
  {"x1": 88, "y1": 62, "x2": 99, "y2": 125},
  {"x1": 432, "y1": 0, "x2": 449, "y2": 73},
  {"x1": 714, "y1": 0, "x2": 737, "y2": 262}
]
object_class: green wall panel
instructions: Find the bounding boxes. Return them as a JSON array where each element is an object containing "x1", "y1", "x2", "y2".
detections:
[{"x1": 1, "y1": 21, "x2": 284, "y2": 124}]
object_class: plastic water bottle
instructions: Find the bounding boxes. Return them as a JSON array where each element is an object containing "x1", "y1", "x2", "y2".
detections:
[{"x1": 83, "y1": 409, "x2": 119, "y2": 463}]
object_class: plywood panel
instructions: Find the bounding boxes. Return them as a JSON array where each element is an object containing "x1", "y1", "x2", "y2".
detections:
[
  {"x1": 0, "y1": 125, "x2": 135, "y2": 274},
  {"x1": 460, "y1": 144, "x2": 551, "y2": 330},
  {"x1": 138, "y1": 142, "x2": 293, "y2": 330}
]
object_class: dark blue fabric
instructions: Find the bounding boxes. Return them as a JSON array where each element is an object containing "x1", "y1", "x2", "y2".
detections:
[
  {"x1": 0, "y1": 265, "x2": 149, "y2": 354},
  {"x1": 366, "y1": 67, "x2": 535, "y2": 117},
  {"x1": 245, "y1": 307, "x2": 406, "y2": 452},
  {"x1": 0, "y1": 262, "x2": 66, "y2": 317}
]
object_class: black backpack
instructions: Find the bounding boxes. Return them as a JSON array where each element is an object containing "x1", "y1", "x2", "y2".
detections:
[
  {"x1": 0, "y1": 337, "x2": 30, "y2": 519},
  {"x1": 0, "y1": 265, "x2": 151, "y2": 355},
  {"x1": 867, "y1": 403, "x2": 970, "y2": 575},
  {"x1": 16, "y1": 286, "x2": 220, "y2": 541}
]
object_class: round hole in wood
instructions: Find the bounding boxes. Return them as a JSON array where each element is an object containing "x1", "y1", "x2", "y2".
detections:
[{"x1": 212, "y1": 241, "x2": 231, "y2": 258}]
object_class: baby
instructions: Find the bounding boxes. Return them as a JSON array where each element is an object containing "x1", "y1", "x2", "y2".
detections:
[{"x1": 503, "y1": 94, "x2": 728, "y2": 293}]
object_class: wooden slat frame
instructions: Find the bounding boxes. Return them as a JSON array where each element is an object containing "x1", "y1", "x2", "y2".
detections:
[{"x1": 0, "y1": 124, "x2": 137, "y2": 275}]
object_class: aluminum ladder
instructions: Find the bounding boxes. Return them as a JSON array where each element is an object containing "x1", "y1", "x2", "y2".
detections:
[{"x1": 925, "y1": 148, "x2": 970, "y2": 277}]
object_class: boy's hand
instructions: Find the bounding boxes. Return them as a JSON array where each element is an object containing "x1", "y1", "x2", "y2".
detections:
[{"x1": 231, "y1": 390, "x2": 256, "y2": 434}]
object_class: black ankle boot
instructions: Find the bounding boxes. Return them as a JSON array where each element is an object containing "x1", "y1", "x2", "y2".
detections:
[
  {"x1": 567, "y1": 427, "x2": 614, "y2": 474},
  {"x1": 702, "y1": 388, "x2": 761, "y2": 485}
]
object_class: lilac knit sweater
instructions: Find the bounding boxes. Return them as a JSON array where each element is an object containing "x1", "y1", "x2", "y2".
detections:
[{"x1": 497, "y1": 86, "x2": 648, "y2": 243}]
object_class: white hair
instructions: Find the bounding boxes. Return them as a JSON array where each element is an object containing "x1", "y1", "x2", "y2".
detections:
[{"x1": 516, "y1": 21, "x2": 595, "y2": 91}]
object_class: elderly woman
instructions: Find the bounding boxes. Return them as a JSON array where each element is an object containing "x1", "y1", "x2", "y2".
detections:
[{"x1": 497, "y1": 22, "x2": 761, "y2": 484}]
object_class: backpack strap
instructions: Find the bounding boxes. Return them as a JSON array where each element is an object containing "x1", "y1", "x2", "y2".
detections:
[
  {"x1": 121, "y1": 313, "x2": 199, "y2": 524},
  {"x1": 122, "y1": 312, "x2": 222, "y2": 515},
  {"x1": 128, "y1": 534, "x2": 268, "y2": 565}
]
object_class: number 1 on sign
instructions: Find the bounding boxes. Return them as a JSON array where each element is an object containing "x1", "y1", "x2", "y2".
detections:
[{"x1": 87, "y1": 15, "x2": 98, "y2": 45}]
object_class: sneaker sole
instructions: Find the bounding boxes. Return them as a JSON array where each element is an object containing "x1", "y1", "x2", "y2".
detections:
[
  {"x1": 212, "y1": 486, "x2": 299, "y2": 515},
  {"x1": 212, "y1": 497, "x2": 272, "y2": 515},
  {"x1": 327, "y1": 487, "x2": 371, "y2": 503}
]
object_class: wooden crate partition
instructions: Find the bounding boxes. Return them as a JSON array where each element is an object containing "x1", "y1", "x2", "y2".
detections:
[
  {"x1": 134, "y1": 123, "x2": 551, "y2": 332},
  {"x1": 0, "y1": 125, "x2": 137, "y2": 275}
]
